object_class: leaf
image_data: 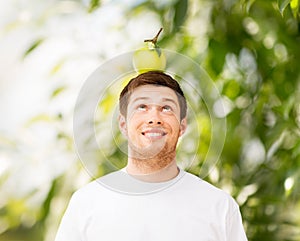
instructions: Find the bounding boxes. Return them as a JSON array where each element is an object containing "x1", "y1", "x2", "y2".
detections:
[
  {"x1": 242, "y1": 0, "x2": 256, "y2": 13},
  {"x1": 154, "y1": 47, "x2": 162, "y2": 57},
  {"x1": 99, "y1": 91, "x2": 116, "y2": 115},
  {"x1": 51, "y1": 86, "x2": 66, "y2": 99},
  {"x1": 88, "y1": 0, "x2": 101, "y2": 13},
  {"x1": 173, "y1": 0, "x2": 188, "y2": 32},
  {"x1": 39, "y1": 179, "x2": 58, "y2": 221},
  {"x1": 208, "y1": 39, "x2": 228, "y2": 76},
  {"x1": 290, "y1": 0, "x2": 299, "y2": 18},
  {"x1": 278, "y1": 0, "x2": 291, "y2": 15},
  {"x1": 23, "y1": 39, "x2": 43, "y2": 58},
  {"x1": 50, "y1": 60, "x2": 65, "y2": 75},
  {"x1": 24, "y1": 114, "x2": 52, "y2": 127}
]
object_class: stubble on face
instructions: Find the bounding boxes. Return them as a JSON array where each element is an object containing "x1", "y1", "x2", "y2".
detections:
[{"x1": 127, "y1": 131, "x2": 180, "y2": 173}]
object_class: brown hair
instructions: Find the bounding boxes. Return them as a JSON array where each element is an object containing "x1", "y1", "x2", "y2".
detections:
[{"x1": 119, "y1": 71, "x2": 187, "y2": 120}]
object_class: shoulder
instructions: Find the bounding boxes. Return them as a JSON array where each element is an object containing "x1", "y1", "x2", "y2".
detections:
[
  {"x1": 180, "y1": 171, "x2": 228, "y2": 194},
  {"x1": 67, "y1": 180, "x2": 101, "y2": 208},
  {"x1": 179, "y1": 171, "x2": 239, "y2": 208},
  {"x1": 69, "y1": 170, "x2": 122, "y2": 205}
]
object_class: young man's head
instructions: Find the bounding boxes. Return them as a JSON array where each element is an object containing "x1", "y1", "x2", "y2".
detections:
[
  {"x1": 118, "y1": 71, "x2": 187, "y2": 169},
  {"x1": 119, "y1": 71, "x2": 187, "y2": 121}
]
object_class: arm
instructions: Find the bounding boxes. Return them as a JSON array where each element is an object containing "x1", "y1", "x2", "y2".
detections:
[
  {"x1": 226, "y1": 207, "x2": 248, "y2": 241},
  {"x1": 55, "y1": 194, "x2": 83, "y2": 241}
]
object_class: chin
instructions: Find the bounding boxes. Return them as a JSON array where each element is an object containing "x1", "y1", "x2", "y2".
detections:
[{"x1": 129, "y1": 142, "x2": 176, "y2": 161}]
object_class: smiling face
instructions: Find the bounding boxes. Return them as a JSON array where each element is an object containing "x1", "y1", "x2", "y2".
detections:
[{"x1": 119, "y1": 85, "x2": 187, "y2": 165}]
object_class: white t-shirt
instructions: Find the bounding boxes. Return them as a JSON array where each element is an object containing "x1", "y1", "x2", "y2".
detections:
[{"x1": 55, "y1": 169, "x2": 248, "y2": 241}]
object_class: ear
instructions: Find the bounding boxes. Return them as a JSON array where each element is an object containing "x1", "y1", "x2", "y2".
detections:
[
  {"x1": 179, "y1": 118, "x2": 187, "y2": 137},
  {"x1": 118, "y1": 114, "x2": 128, "y2": 137}
]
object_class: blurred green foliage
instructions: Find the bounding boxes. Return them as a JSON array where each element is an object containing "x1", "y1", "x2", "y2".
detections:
[{"x1": 1, "y1": 0, "x2": 300, "y2": 240}]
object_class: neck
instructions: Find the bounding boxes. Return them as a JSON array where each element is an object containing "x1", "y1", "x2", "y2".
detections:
[{"x1": 126, "y1": 158, "x2": 179, "y2": 183}]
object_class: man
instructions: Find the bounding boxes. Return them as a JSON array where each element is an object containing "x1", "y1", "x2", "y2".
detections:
[{"x1": 55, "y1": 71, "x2": 248, "y2": 241}]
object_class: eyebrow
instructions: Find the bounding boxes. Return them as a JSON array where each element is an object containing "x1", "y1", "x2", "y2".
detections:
[
  {"x1": 162, "y1": 98, "x2": 178, "y2": 107},
  {"x1": 131, "y1": 97, "x2": 178, "y2": 107}
]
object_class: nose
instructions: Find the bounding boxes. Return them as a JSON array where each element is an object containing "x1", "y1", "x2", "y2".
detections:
[{"x1": 147, "y1": 108, "x2": 163, "y2": 125}]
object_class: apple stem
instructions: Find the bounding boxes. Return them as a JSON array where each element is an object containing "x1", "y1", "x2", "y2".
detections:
[{"x1": 144, "y1": 28, "x2": 163, "y2": 45}]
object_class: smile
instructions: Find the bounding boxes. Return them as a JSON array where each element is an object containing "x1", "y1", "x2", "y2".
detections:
[
  {"x1": 143, "y1": 132, "x2": 165, "y2": 137},
  {"x1": 141, "y1": 128, "x2": 167, "y2": 139}
]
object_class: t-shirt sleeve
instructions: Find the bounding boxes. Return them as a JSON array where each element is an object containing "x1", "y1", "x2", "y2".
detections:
[
  {"x1": 55, "y1": 193, "x2": 83, "y2": 241},
  {"x1": 226, "y1": 204, "x2": 248, "y2": 241}
]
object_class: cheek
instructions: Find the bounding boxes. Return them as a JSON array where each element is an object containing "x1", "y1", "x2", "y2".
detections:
[
  {"x1": 126, "y1": 115, "x2": 142, "y2": 134},
  {"x1": 166, "y1": 117, "x2": 182, "y2": 133},
  {"x1": 128, "y1": 111, "x2": 146, "y2": 124},
  {"x1": 169, "y1": 113, "x2": 181, "y2": 125}
]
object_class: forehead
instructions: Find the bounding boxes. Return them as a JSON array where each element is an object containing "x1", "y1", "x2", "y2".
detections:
[{"x1": 128, "y1": 85, "x2": 178, "y2": 104}]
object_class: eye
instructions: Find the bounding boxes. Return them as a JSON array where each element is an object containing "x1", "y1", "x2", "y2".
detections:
[
  {"x1": 162, "y1": 105, "x2": 172, "y2": 112},
  {"x1": 137, "y1": 104, "x2": 147, "y2": 111}
]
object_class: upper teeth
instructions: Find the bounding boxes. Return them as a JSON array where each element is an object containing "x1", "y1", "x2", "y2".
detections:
[{"x1": 145, "y1": 133, "x2": 162, "y2": 137}]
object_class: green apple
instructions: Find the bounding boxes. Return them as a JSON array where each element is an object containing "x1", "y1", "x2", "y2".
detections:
[{"x1": 133, "y1": 44, "x2": 166, "y2": 73}]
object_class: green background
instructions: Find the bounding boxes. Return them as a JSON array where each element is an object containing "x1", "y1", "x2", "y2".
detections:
[{"x1": 0, "y1": 0, "x2": 299, "y2": 240}]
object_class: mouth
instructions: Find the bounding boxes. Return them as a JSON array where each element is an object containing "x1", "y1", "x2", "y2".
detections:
[{"x1": 141, "y1": 129, "x2": 167, "y2": 139}]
